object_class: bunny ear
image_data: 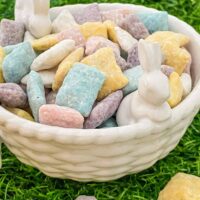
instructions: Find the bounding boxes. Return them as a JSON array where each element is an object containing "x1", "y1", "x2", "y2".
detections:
[
  {"x1": 33, "y1": 0, "x2": 50, "y2": 15},
  {"x1": 138, "y1": 39, "x2": 162, "y2": 73}
]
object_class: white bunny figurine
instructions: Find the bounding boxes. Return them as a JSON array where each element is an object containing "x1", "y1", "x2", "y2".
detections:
[
  {"x1": 15, "y1": 0, "x2": 52, "y2": 38},
  {"x1": 116, "y1": 39, "x2": 172, "y2": 126}
]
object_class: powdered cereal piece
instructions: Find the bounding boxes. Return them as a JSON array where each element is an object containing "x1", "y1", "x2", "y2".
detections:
[
  {"x1": 52, "y1": 9, "x2": 78, "y2": 33},
  {"x1": 103, "y1": 20, "x2": 118, "y2": 43},
  {"x1": 27, "y1": 71, "x2": 46, "y2": 121},
  {"x1": 73, "y1": 3, "x2": 102, "y2": 25},
  {"x1": 31, "y1": 39, "x2": 75, "y2": 71},
  {"x1": 80, "y1": 22, "x2": 108, "y2": 40},
  {"x1": 137, "y1": 11, "x2": 168, "y2": 33},
  {"x1": 127, "y1": 43, "x2": 140, "y2": 67},
  {"x1": 98, "y1": 117, "x2": 118, "y2": 128},
  {"x1": 56, "y1": 63, "x2": 105, "y2": 117},
  {"x1": 3, "y1": 42, "x2": 36, "y2": 83},
  {"x1": 101, "y1": 8, "x2": 132, "y2": 25},
  {"x1": 0, "y1": 19, "x2": 25, "y2": 46},
  {"x1": 53, "y1": 47, "x2": 84, "y2": 91},
  {"x1": 46, "y1": 91, "x2": 57, "y2": 104},
  {"x1": 84, "y1": 90, "x2": 123, "y2": 129},
  {"x1": 161, "y1": 65, "x2": 175, "y2": 77},
  {"x1": 119, "y1": 14, "x2": 149, "y2": 39},
  {"x1": 81, "y1": 47, "x2": 128, "y2": 100},
  {"x1": 115, "y1": 26, "x2": 138, "y2": 52},
  {"x1": 123, "y1": 66, "x2": 143, "y2": 96},
  {"x1": 22, "y1": 67, "x2": 57, "y2": 88},
  {"x1": 0, "y1": 83, "x2": 27, "y2": 108}
]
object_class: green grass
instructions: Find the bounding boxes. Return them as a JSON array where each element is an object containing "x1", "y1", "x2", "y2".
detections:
[{"x1": 0, "y1": 0, "x2": 200, "y2": 199}]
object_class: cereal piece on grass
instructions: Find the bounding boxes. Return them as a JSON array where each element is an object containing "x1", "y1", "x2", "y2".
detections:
[
  {"x1": 56, "y1": 27, "x2": 85, "y2": 47},
  {"x1": 180, "y1": 73, "x2": 192, "y2": 99},
  {"x1": 3, "y1": 42, "x2": 36, "y2": 83},
  {"x1": 123, "y1": 66, "x2": 143, "y2": 96},
  {"x1": 31, "y1": 39, "x2": 75, "y2": 71},
  {"x1": 73, "y1": 3, "x2": 102, "y2": 24},
  {"x1": 22, "y1": 67, "x2": 57, "y2": 88},
  {"x1": 81, "y1": 47, "x2": 128, "y2": 100},
  {"x1": 101, "y1": 8, "x2": 132, "y2": 25},
  {"x1": 31, "y1": 34, "x2": 59, "y2": 52},
  {"x1": 84, "y1": 90, "x2": 123, "y2": 129},
  {"x1": 0, "y1": 83, "x2": 27, "y2": 108},
  {"x1": 0, "y1": 47, "x2": 5, "y2": 83},
  {"x1": 127, "y1": 43, "x2": 140, "y2": 67},
  {"x1": 119, "y1": 14, "x2": 149, "y2": 40},
  {"x1": 46, "y1": 91, "x2": 57, "y2": 104},
  {"x1": 146, "y1": 31, "x2": 191, "y2": 75},
  {"x1": 115, "y1": 26, "x2": 138, "y2": 52},
  {"x1": 137, "y1": 11, "x2": 168, "y2": 33},
  {"x1": 161, "y1": 65, "x2": 175, "y2": 77},
  {"x1": 98, "y1": 117, "x2": 118, "y2": 128},
  {"x1": 103, "y1": 20, "x2": 118, "y2": 43},
  {"x1": 0, "y1": 19, "x2": 25, "y2": 46},
  {"x1": 80, "y1": 22, "x2": 108, "y2": 40},
  {"x1": 39, "y1": 104, "x2": 84, "y2": 129},
  {"x1": 52, "y1": 9, "x2": 78, "y2": 33},
  {"x1": 27, "y1": 71, "x2": 46, "y2": 121},
  {"x1": 6, "y1": 107, "x2": 34, "y2": 121},
  {"x1": 158, "y1": 173, "x2": 200, "y2": 200},
  {"x1": 167, "y1": 72, "x2": 183, "y2": 108},
  {"x1": 56, "y1": 63, "x2": 105, "y2": 117},
  {"x1": 52, "y1": 47, "x2": 84, "y2": 91}
]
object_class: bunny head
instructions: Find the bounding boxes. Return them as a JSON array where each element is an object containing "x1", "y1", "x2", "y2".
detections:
[{"x1": 138, "y1": 39, "x2": 170, "y2": 105}]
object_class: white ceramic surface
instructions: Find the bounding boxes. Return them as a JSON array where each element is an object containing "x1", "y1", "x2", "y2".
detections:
[{"x1": 0, "y1": 3, "x2": 200, "y2": 182}]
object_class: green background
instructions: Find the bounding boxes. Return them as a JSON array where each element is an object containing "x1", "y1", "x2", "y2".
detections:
[{"x1": 0, "y1": 0, "x2": 200, "y2": 199}]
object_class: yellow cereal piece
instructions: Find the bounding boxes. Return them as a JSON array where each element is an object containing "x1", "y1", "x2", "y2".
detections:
[
  {"x1": 146, "y1": 31, "x2": 191, "y2": 75},
  {"x1": 6, "y1": 107, "x2": 34, "y2": 121},
  {"x1": 167, "y1": 72, "x2": 183, "y2": 108},
  {"x1": 0, "y1": 47, "x2": 5, "y2": 83},
  {"x1": 103, "y1": 20, "x2": 118, "y2": 43},
  {"x1": 31, "y1": 34, "x2": 59, "y2": 51},
  {"x1": 80, "y1": 22, "x2": 108, "y2": 40},
  {"x1": 52, "y1": 47, "x2": 84, "y2": 91},
  {"x1": 81, "y1": 47, "x2": 128, "y2": 100}
]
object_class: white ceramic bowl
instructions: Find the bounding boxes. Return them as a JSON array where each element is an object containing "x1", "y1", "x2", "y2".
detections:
[{"x1": 0, "y1": 3, "x2": 200, "y2": 182}]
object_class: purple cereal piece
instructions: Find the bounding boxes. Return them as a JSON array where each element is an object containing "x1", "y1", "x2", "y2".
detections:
[
  {"x1": 46, "y1": 91, "x2": 57, "y2": 104},
  {"x1": 84, "y1": 90, "x2": 123, "y2": 129},
  {"x1": 19, "y1": 83, "x2": 27, "y2": 92},
  {"x1": 0, "y1": 19, "x2": 25, "y2": 47},
  {"x1": 0, "y1": 83, "x2": 27, "y2": 108},
  {"x1": 127, "y1": 43, "x2": 140, "y2": 68},
  {"x1": 114, "y1": 52, "x2": 129, "y2": 71},
  {"x1": 161, "y1": 65, "x2": 175, "y2": 77},
  {"x1": 119, "y1": 14, "x2": 149, "y2": 40},
  {"x1": 73, "y1": 3, "x2": 102, "y2": 24}
]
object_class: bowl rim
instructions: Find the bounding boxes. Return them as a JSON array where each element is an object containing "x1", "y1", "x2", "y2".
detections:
[{"x1": 0, "y1": 3, "x2": 200, "y2": 143}]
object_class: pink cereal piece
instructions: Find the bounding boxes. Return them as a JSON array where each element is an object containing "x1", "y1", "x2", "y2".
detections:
[
  {"x1": 39, "y1": 104, "x2": 84, "y2": 129},
  {"x1": 84, "y1": 90, "x2": 123, "y2": 129},
  {"x1": 73, "y1": 3, "x2": 102, "y2": 24},
  {"x1": 101, "y1": 8, "x2": 132, "y2": 25},
  {"x1": 56, "y1": 27, "x2": 85, "y2": 47},
  {"x1": 119, "y1": 14, "x2": 149, "y2": 40},
  {"x1": 161, "y1": 65, "x2": 175, "y2": 77}
]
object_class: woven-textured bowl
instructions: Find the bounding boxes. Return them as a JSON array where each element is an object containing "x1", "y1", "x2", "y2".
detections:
[{"x1": 0, "y1": 3, "x2": 200, "y2": 182}]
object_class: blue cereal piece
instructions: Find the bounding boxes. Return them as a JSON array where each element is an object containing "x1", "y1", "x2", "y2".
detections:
[
  {"x1": 137, "y1": 11, "x2": 168, "y2": 33},
  {"x1": 4, "y1": 43, "x2": 23, "y2": 54},
  {"x1": 27, "y1": 71, "x2": 46, "y2": 121},
  {"x1": 123, "y1": 66, "x2": 143, "y2": 96},
  {"x1": 56, "y1": 63, "x2": 105, "y2": 117},
  {"x1": 98, "y1": 118, "x2": 118, "y2": 128},
  {"x1": 2, "y1": 42, "x2": 36, "y2": 83}
]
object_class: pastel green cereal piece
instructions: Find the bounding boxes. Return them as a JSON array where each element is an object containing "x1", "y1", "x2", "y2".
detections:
[
  {"x1": 123, "y1": 66, "x2": 143, "y2": 96},
  {"x1": 98, "y1": 118, "x2": 118, "y2": 128},
  {"x1": 27, "y1": 71, "x2": 46, "y2": 121},
  {"x1": 137, "y1": 11, "x2": 168, "y2": 33},
  {"x1": 56, "y1": 63, "x2": 105, "y2": 117},
  {"x1": 2, "y1": 42, "x2": 36, "y2": 83}
]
